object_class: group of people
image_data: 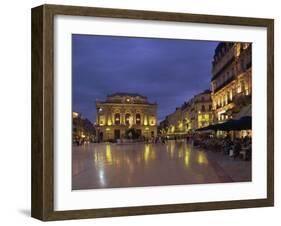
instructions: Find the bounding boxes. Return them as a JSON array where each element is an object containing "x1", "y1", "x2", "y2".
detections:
[
  {"x1": 188, "y1": 133, "x2": 252, "y2": 161},
  {"x1": 143, "y1": 136, "x2": 167, "y2": 144},
  {"x1": 73, "y1": 138, "x2": 88, "y2": 146}
]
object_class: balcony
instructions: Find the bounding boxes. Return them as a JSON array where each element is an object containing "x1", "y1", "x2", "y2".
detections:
[
  {"x1": 212, "y1": 56, "x2": 235, "y2": 81},
  {"x1": 213, "y1": 76, "x2": 235, "y2": 93}
]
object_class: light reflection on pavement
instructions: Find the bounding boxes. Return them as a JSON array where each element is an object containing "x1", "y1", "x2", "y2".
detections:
[{"x1": 72, "y1": 140, "x2": 251, "y2": 190}]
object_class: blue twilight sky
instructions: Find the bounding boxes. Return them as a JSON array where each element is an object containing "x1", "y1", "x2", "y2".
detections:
[{"x1": 72, "y1": 34, "x2": 219, "y2": 123}]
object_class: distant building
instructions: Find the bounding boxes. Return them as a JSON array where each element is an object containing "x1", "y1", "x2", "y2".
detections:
[
  {"x1": 184, "y1": 90, "x2": 213, "y2": 130},
  {"x1": 166, "y1": 107, "x2": 184, "y2": 135},
  {"x1": 159, "y1": 90, "x2": 213, "y2": 136},
  {"x1": 211, "y1": 42, "x2": 252, "y2": 122},
  {"x1": 95, "y1": 93, "x2": 157, "y2": 141},
  {"x1": 72, "y1": 111, "x2": 95, "y2": 142}
]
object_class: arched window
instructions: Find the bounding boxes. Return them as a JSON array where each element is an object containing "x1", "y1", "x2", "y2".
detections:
[
  {"x1": 114, "y1": 113, "x2": 120, "y2": 125},
  {"x1": 136, "y1": 113, "x2": 141, "y2": 125},
  {"x1": 125, "y1": 113, "x2": 131, "y2": 125}
]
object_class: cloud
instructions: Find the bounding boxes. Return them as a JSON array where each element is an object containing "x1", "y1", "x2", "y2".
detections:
[{"x1": 72, "y1": 34, "x2": 219, "y2": 122}]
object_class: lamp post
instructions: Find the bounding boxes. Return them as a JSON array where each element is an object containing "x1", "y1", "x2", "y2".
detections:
[{"x1": 96, "y1": 107, "x2": 103, "y2": 142}]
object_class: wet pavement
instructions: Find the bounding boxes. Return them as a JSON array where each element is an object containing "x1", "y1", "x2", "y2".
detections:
[{"x1": 72, "y1": 140, "x2": 251, "y2": 190}]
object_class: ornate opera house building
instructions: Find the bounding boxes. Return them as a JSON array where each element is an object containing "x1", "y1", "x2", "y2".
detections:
[
  {"x1": 211, "y1": 42, "x2": 252, "y2": 122},
  {"x1": 95, "y1": 93, "x2": 157, "y2": 141}
]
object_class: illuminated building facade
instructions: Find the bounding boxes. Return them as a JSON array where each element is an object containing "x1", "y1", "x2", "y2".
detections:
[
  {"x1": 160, "y1": 90, "x2": 213, "y2": 136},
  {"x1": 166, "y1": 107, "x2": 184, "y2": 135},
  {"x1": 95, "y1": 93, "x2": 157, "y2": 141},
  {"x1": 187, "y1": 90, "x2": 213, "y2": 130},
  {"x1": 72, "y1": 111, "x2": 95, "y2": 142},
  {"x1": 211, "y1": 42, "x2": 252, "y2": 122}
]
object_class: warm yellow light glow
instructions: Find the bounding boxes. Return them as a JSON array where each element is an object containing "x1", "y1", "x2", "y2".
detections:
[
  {"x1": 198, "y1": 152, "x2": 208, "y2": 164},
  {"x1": 178, "y1": 122, "x2": 183, "y2": 129},
  {"x1": 144, "y1": 144, "x2": 150, "y2": 163},
  {"x1": 245, "y1": 84, "x2": 249, "y2": 95},
  {"x1": 237, "y1": 84, "x2": 242, "y2": 93},
  {"x1": 235, "y1": 44, "x2": 241, "y2": 57},
  {"x1": 106, "y1": 144, "x2": 112, "y2": 164},
  {"x1": 184, "y1": 151, "x2": 190, "y2": 168},
  {"x1": 205, "y1": 114, "x2": 209, "y2": 121},
  {"x1": 81, "y1": 134, "x2": 85, "y2": 138},
  {"x1": 99, "y1": 116, "x2": 105, "y2": 126},
  {"x1": 145, "y1": 127, "x2": 149, "y2": 130},
  {"x1": 106, "y1": 127, "x2": 110, "y2": 131},
  {"x1": 107, "y1": 118, "x2": 112, "y2": 126},
  {"x1": 144, "y1": 116, "x2": 148, "y2": 126},
  {"x1": 72, "y1": 112, "x2": 79, "y2": 118},
  {"x1": 198, "y1": 114, "x2": 210, "y2": 126},
  {"x1": 149, "y1": 116, "x2": 156, "y2": 126}
]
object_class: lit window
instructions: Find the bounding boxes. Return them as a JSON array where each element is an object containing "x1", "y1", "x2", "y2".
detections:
[
  {"x1": 115, "y1": 113, "x2": 120, "y2": 125},
  {"x1": 125, "y1": 113, "x2": 131, "y2": 125},
  {"x1": 237, "y1": 84, "x2": 242, "y2": 93},
  {"x1": 136, "y1": 113, "x2": 141, "y2": 125}
]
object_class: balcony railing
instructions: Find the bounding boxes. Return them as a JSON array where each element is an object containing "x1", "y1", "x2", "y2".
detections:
[{"x1": 213, "y1": 76, "x2": 235, "y2": 93}]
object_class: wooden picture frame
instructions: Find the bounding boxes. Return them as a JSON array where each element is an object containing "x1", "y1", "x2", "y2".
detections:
[{"x1": 31, "y1": 4, "x2": 274, "y2": 221}]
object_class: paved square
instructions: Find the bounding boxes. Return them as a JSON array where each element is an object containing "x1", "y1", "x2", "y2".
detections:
[{"x1": 72, "y1": 140, "x2": 251, "y2": 190}]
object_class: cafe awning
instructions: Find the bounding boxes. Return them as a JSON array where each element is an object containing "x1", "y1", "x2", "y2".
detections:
[{"x1": 196, "y1": 116, "x2": 252, "y2": 132}]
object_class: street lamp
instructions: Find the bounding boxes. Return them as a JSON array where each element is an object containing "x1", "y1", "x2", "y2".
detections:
[{"x1": 96, "y1": 107, "x2": 103, "y2": 142}]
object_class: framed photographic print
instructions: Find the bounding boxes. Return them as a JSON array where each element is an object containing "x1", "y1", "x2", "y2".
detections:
[{"x1": 31, "y1": 4, "x2": 274, "y2": 221}]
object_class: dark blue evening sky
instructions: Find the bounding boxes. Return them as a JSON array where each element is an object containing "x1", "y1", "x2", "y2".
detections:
[{"x1": 72, "y1": 34, "x2": 219, "y2": 123}]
